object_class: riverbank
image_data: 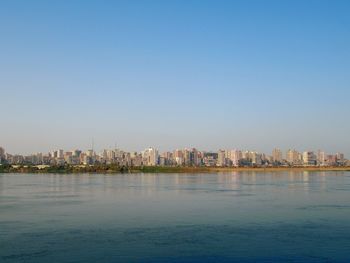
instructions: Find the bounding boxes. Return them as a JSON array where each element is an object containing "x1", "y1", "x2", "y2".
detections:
[
  {"x1": 1, "y1": 164, "x2": 350, "y2": 174},
  {"x1": 131, "y1": 166, "x2": 350, "y2": 173}
]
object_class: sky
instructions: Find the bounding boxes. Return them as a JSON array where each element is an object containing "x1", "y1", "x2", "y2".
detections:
[{"x1": 1, "y1": 0, "x2": 350, "y2": 156}]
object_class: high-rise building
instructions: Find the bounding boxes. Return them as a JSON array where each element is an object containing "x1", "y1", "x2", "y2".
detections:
[
  {"x1": 317, "y1": 150, "x2": 326, "y2": 166},
  {"x1": 131, "y1": 152, "x2": 143, "y2": 166},
  {"x1": 336, "y1": 153, "x2": 344, "y2": 164},
  {"x1": 51, "y1": 151, "x2": 58, "y2": 158},
  {"x1": 160, "y1": 151, "x2": 173, "y2": 165},
  {"x1": 303, "y1": 151, "x2": 317, "y2": 166},
  {"x1": 286, "y1": 149, "x2": 300, "y2": 165},
  {"x1": 142, "y1": 147, "x2": 159, "y2": 166},
  {"x1": 228, "y1": 150, "x2": 242, "y2": 166},
  {"x1": 86, "y1": 149, "x2": 94, "y2": 157},
  {"x1": 272, "y1": 148, "x2": 282, "y2": 163},
  {"x1": 57, "y1": 149, "x2": 64, "y2": 159},
  {"x1": 84, "y1": 149, "x2": 96, "y2": 164},
  {"x1": 203, "y1": 152, "x2": 217, "y2": 167},
  {"x1": 326, "y1": 155, "x2": 337, "y2": 166},
  {"x1": 192, "y1": 148, "x2": 198, "y2": 166},
  {"x1": 183, "y1": 149, "x2": 191, "y2": 166},
  {"x1": 0, "y1": 147, "x2": 5, "y2": 158},
  {"x1": 73, "y1": 149, "x2": 82, "y2": 157},
  {"x1": 250, "y1": 151, "x2": 262, "y2": 165},
  {"x1": 174, "y1": 149, "x2": 184, "y2": 165},
  {"x1": 217, "y1": 150, "x2": 226, "y2": 166}
]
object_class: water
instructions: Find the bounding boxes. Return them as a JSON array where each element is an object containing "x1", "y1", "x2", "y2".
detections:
[{"x1": 1, "y1": 172, "x2": 350, "y2": 262}]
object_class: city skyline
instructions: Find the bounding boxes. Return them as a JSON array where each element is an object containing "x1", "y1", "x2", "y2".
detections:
[
  {"x1": 0, "y1": 144, "x2": 347, "y2": 168},
  {"x1": 0, "y1": 142, "x2": 348, "y2": 159},
  {"x1": 1, "y1": 1, "x2": 350, "y2": 156}
]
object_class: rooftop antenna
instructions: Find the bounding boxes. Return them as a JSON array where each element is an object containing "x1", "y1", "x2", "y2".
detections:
[{"x1": 92, "y1": 138, "x2": 94, "y2": 152}]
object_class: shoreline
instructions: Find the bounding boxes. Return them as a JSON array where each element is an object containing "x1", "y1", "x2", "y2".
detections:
[
  {"x1": 130, "y1": 166, "x2": 350, "y2": 173},
  {"x1": 1, "y1": 165, "x2": 350, "y2": 174}
]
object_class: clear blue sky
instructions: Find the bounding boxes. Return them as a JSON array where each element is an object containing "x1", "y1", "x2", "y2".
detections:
[{"x1": 1, "y1": 0, "x2": 350, "y2": 156}]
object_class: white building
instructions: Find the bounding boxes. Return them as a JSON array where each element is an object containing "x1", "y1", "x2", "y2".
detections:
[
  {"x1": 217, "y1": 150, "x2": 226, "y2": 166},
  {"x1": 303, "y1": 151, "x2": 316, "y2": 166},
  {"x1": 57, "y1": 149, "x2": 64, "y2": 159},
  {"x1": 317, "y1": 150, "x2": 326, "y2": 166},
  {"x1": 272, "y1": 148, "x2": 282, "y2": 163},
  {"x1": 286, "y1": 149, "x2": 300, "y2": 165},
  {"x1": 336, "y1": 153, "x2": 344, "y2": 164},
  {"x1": 142, "y1": 147, "x2": 159, "y2": 166},
  {"x1": 229, "y1": 150, "x2": 242, "y2": 166}
]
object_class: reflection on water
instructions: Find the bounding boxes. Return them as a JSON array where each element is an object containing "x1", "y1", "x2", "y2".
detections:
[{"x1": 1, "y1": 172, "x2": 350, "y2": 262}]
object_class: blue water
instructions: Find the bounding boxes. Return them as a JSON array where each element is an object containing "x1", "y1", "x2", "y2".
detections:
[{"x1": 1, "y1": 172, "x2": 350, "y2": 262}]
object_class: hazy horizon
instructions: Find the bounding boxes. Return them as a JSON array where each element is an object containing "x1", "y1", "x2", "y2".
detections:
[{"x1": 1, "y1": 0, "x2": 350, "y2": 156}]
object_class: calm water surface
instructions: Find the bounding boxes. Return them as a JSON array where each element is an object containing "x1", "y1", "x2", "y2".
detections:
[{"x1": 1, "y1": 172, "x2": 350, "y2": 262}]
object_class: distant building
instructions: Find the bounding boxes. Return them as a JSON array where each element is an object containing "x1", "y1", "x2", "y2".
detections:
[
  {"x1": 183, "y1": 149, "x2": 191, "y2": 166},
  {"x1": 217, "y1": 150, "x2": 226, "y2": 166},
  {"x1": 203, "y1": 152, "x2": 218, "y2": 167},
  {"x1": 57, "y1": 149, "x2": 64, "y2": 159},
  {"x1": 86, "y1": 149, "x2": 94, "y2": 157},
  {"x1": 73, "y1": 149, "x2": 82, "y2": 157},
  {"x1": 336, "y1": 153, "x2": 344, "y2": 164},
  {"x1": 303, "y1": 151, "x2": 317, "y2": 166},
  {"x1": 190, "y1": 148, "x2": 200, "y2": 166},
  {"x1": 159, "y1": 156, "x2": 166, "y2": 166},
  {"x1": 142, "y1": 147, "x2": 159, "y2": 166},
  {"x1": 0, "y1": 147, "x2": 5, "y2": 158},
  {"x1": 228, "y1": 150, "x2": 241, "y2": 166},
  {"x1": 131, "y1": 152, "x2": 143, "y2": 166},
  {"x1": 250, "y1": 152, "x2": 262, "y2": 166},
  {"x1": 326, "y1": 155, "x2": 337, "y2": 166},
  {"x1": 272, "y1": 148, "x2": 282, "y2": 163},
  {"x1": 51, "y1": 151, "x2": 57, "y2": 158},
  {"x1": 286, "y1": 149, "x2": 300, "y2": 165},
  {"x1": 173, "y1": 149, "x2": 184, "y2": 165},
  {"x1": 317, "y1": 150, "x2": 326, "y2": 166},
  {"x1": 0, "y1": 147, "x2": 5, "y2": 163}
]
